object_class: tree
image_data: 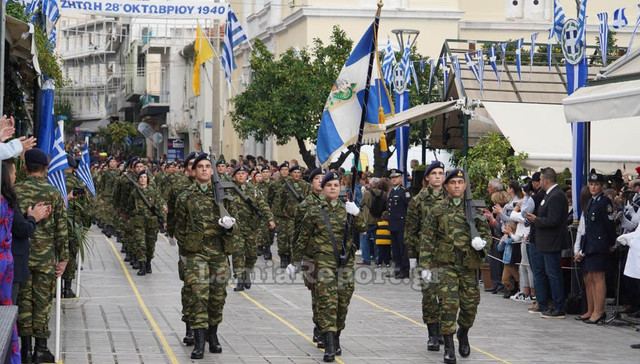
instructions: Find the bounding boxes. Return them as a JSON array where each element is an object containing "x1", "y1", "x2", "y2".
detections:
[
  {"x1": 231, "y1": 26, "x2": 353, "y2": 169},
  {"x1": 96, "y1": 121, "x2": 138, "y2": 156},
  {"x1": 451, "y1": 132, "x2": 528, "y2": 199}
]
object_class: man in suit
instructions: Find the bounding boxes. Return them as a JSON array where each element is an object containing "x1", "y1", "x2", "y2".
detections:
[
  {"x1": 387, "y1": 169, "x2": 411, "y2": 279},
  {"x1": 526, "y1": 168, "x2": 568, "y2": 319}
]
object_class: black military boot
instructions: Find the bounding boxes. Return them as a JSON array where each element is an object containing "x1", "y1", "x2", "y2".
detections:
[
  {"x1": 280, "y1": 254, "x2": 290, "y2": 269},
  {"x1": 191, "y1": 328, "x2": 206, "y2": 359},
  {"x1": 456, "y1": 327, "x2": 471, "y2": 358},
  {"x1": 323, "y1": 332, "x2": 336, "y2": 362},
  {"x1": 137, "y1": 261, "x2": 146, "y2": 276},
  {"x1": 208, "y1": 325, "x2": 222, "y2": 353},
  {"x1": 443, "y1": 334, "x2": 456, "y2": 364},
  {"x1": 313, "y1": 325, "x2": 320, "y2": 343},
  {"x1": 335, "y1": 330, "x2": 342, "y2": 356},
  {"x1": 63, "y1": 279, "x2": 76, "y2": 298},
  {"x1": 124, "y1": 253, "x2": 131, "y2": 262},
  {"x1": 183, "y1": 323, "x2": 194, "y2": 346},
  {"x1": 244, "y1": 272, "x2": 252, "y2": 289},
  {"x1": 20, "y1": 336, "x2": 32, "y2": 364},
  {"x1": 427, "y1": 323, "x2": 440, "y2": 351},
  {"x1": 33, "y1": 337, "x2": 55, "y2": 363},
  {"x1": 264, "y1": 246, "x2": 272, "y2": 260},
  {"x1": 145, "y1": 260, "x2": 152, "y2": 274},
  {"x1": 233, "y1": 274, "x2": 245, "y2": 292}
]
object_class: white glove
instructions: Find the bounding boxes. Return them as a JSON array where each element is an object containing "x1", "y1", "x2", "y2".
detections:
[
  {"x1": 421, "y1": 269, "x2": 432, "y2": 282},
  {"x1": 617, "y1": 232, "x2": 635, "y2": 246},
  {"x1": 471, "y1": 237, "x2": 487, "y2": 251},
  {"x1": 409, "y1": 258, "x2": 417, "y2": 269},
  {"x1": 218, "y1": 216, "x2": 236, "y2": 229},
  {"x1": 286, "y1": 264, "x2": 297, "y2": 279},
  {"x1": 345, "y1": 201, "x2": 360, "y2": 216}
]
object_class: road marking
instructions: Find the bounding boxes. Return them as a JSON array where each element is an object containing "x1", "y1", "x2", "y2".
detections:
[
  {"x1": 239, "y1": 291, "x2": 346, "y2": 364},
  {"x1": 353, "y1": 293, "x2": 512, "y2": 364},
  {"x1": 105, "y1": 237, "x2": 180, "y2": 364}
]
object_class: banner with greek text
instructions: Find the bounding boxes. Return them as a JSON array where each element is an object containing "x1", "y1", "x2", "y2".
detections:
[{"x1": 60, "y1": 0, "x2": 228, "y2": 19}]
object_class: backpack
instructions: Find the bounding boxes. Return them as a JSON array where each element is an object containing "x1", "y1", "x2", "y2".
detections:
[{"x1": 370, "y1": 190, "x2": 387, "y2": 219}]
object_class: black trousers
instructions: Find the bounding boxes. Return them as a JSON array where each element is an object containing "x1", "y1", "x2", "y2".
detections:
[{"x1": 390, "y1": 229, "x2": 409, "y2": 274}]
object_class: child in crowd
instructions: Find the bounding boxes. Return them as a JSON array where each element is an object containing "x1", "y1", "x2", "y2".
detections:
[
  {"x1": 375, "y1": 211, "x2": 392, "y2": 269},
  {"x1": 498, "y1": 221, "x2": 522, "y2": 298}
]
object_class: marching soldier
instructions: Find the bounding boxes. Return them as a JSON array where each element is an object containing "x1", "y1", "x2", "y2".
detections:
[
  {"x1": 291, "y1": 168, "x2": 326, "y2": 348},
  {"x1": 269, "y1": 162, "x2": 289, "y2": 266},
  {"x1": 256, "y1": 166, "x2": 274, "y2": 258},
  {"x1": 292, "y1": 172, "x2": 366, "y2": 362},
  {"x1": 419, "y1": 169, "x2": 490, "y2": 364},
  {"x1": 117, "y1": 159, "x2": 146, "y2": 266},
  {"x1": 15, "y1": 148, "x2": 68, "y2": 363},
  {"x1": 405, "y1": 161, "x2": 447, "y2": 351},
  {"x1": 174, "y1": 153, "x2": 236, "y2": 359},
  {"x1": 274, "y1": 164, "x2": 309, "y2": 268},
  {"x1": 227, "y1": 165, "x2": 274, "y2": 291},
  {"x1": 96, "y1": 157, "x2": 119, "y2": 237},
  {"x1": 215, "y1": 155, "x2": 230, "y2": 181},
  {"x1": 387, "y1": 169, "x2": 411, "y2": 278}
]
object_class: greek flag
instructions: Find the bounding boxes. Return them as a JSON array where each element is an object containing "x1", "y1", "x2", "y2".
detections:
[
  {"x1": 611, "y1": 8, "x2": 628, "y2": 30},
  {"x1": 221, "y1": 6, "x2": 248, "y2": 83},
  {"x1": 530, "y1": 32, "x2": 538, "y2": 72},
  {"x1": 464, "y1": 52, "x2": 481, "y2": 83},
  {"x1": 451, "y1": 55, "x2": 462, "y2": 84},
  {"x1": 427, "y1": 58, "x2": 436, "y2": 92},
  {"x1": 597, "y1": 12, "x2": 609, "y2": 65},
  {"x1": 489, "y1": 44, "x2": 500, "y2": 85},
  {"x1": 547, "y1": 27, "x2": 554, "y2": 71},
  {"x1": 476, "y1": 50, "x2": 484, "y2": 95},
  {"x1": 316, "y1": 22, "x2": 392, "y2": 166},
  {"x1": 49, "y1": 27, "x2": 57, "y2": 46},
  {"x1": 499, "y1": 42, "x2": 507, "y2": 74},
  {"x1": 44, "y1": 0, "x2": 60, "y2": 24},
  {"x1": 576, "y1": 0, "x2": 588, "y2": 46},
  {"x1": 76, "y1": 140, "x2": 96, "y2": 197},
  {"x1": 48, "y1": 123, "x2": 69, "y2": 207},
  {"x1": 553, "y1": 0, "x2": 566, "y2": 40},
  {"x1": 26, "y1": 0, "x2": 40, "y2": 14},
  {"x1": 381, "y1": 39, "x2": 395, "y2": 87},
  {"x1": 515, "y1": 38, "x2": 523, "y2": 81},
  {"x1": 441, "y1": 56, "x2": 448, "y2": 96},
  {"x1": 419, "y1": 59, "x2": 426, "y2": 74}
]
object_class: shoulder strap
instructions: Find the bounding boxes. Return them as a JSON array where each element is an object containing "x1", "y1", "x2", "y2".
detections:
[{"x1": 320, "y1": 207, "x2": 341, "y2": 265}]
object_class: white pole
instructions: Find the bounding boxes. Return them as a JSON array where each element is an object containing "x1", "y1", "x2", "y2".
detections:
[
  {"x1": 55, "y1": 276, "x2": 62, "y2": 362},
  {"x1": 75, "y1": 252, "x2": 81, "y2": 298}
]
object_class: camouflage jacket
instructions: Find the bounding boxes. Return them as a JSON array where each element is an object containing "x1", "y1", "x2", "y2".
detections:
[
  {"x1": 405, "y1": 187, "x2": 446, "y2": 258},
  {"x1": 166, "y1": 173, "x2": 193, "y2": 237},
  {"x1": 291, "y1": 192, "x2": 325, "y2": 262},
  {"x1": 66, "y1": 172, "x2": 91, "y2": 227},
  {"x1": 226, "y1": 182, "x2": 273, "y2": 235},
  {"x1": 98, "y1": 169, "x2": 119, "y2": 198},
  {"x1": 132, "y1": 184, "x2": 167, "y2": 223},
  {"x1": 174, "y1": 182, "x2": 234, "y2": 255},
  {"x1": 296, "y1": 198, "x2": 366, "y2": 268},
  {"x1": 113, "y1": 171, "x2": 137, "y2": 213},
  {"x1": 15, "y1": 175, "x2": 69, "y2": 272},
  {"x1": 419, "y1": 197, "x2": 491, "y2": 270},
  {"x1": 274, "y1": 177, "x2": 310, "y2": 218}
]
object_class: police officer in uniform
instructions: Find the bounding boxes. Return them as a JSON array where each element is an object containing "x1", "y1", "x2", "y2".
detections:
[
  {"x1": 387, "y1": 169, "x2": 411, "y2": 278},
  {"x1": 575, "y1": 170, "x2": 616, "y2": 324}
]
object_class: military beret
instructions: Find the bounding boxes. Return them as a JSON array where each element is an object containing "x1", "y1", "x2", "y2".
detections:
[
  {"x1": 260, "y1": 165, "x2": 270, "y2": 173},
  {"x1": 216, "y1": 154, "x2": 227, "y2": 166},
  {"x1": 388, "y1": 168, "x2": 403, "y2": 178},
  {"x1": 232, "y1": 165, "x2": 250, "y2": 176},
  {"x1": 425, "y1": 161, "x2": 445, "y2": 176},
  {"x1": 106, "y1": 156, "x2": 114, "y2": 163},
  {"x1": 588, "y1": 169, "x2": 605, "y2": 183},
  {"x1": 25, "y1": 148, "x2": 49, "y2": 166},
  {"x1": 183, "y1": 152, "x2": 199, "y2": 168},
  {"x1": 127, "y1": 157, "x2": 139, "y2": 169},
  {"x1": 321, "y1": 171, "x2": 340, "y2": 188},
  {"x1": 192, "y1": 153, "x2": 211, "y2": 169},
  {"x1": 66, "y1": 154, "x2": 78, "y2": 169},
  {"x1": 531, "y1": 172, "x2": 541, "y2": 182},
  {"x1": 444, "y1": 169, "x2": 465, "y2": 184},
  {"x1": 137, "y1": 171, "x2": 148, "y2": 180},
  {"x1": 279, "y1": 161, "x2": 290, "y2": 170},
  {"x1": 290, "y1": 165, "x2": 301, "y2": 173},
  {"x1": 309, "y1": 168, "x2": 324, "y2": 182}
]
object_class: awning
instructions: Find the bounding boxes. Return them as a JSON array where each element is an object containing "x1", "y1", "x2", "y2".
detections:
[
  {"x1": 483, "y1": 101, "x2": 640, "y2": 172},
  {"x1": 563, "y1": 79, "x2": 640, "y2": 122},
  {"x1": 77, "y1": 119, "x2": 110, "y2": 133}
]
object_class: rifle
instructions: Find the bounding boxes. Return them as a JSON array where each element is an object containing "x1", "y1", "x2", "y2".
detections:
[
  {"x1": 284, "y1": 179, "x2": 304, "y2": 203},
  {"x1": 122, "y1": 172, "x2": 166, "y2": 231},
  {"x1": 230, "y1": 184, "x2": 264, "y2": 219},
  {"x1": 464, "y1": 172, "x2": 485, "y2": 258},
  {"x1": 209, "y1": 152, "x2": 231, "y2": 218}
]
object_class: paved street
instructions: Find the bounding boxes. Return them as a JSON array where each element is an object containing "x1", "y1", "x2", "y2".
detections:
[{"x1": 54, "y1": 227, "x2": 640, "y2": 364}]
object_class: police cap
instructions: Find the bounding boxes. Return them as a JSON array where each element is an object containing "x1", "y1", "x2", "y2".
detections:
[
  {"x1": 588, "y1": 169, "x2": 605, "y2": 183},
  {"x1": 388, "y1": 169, "x2": 403, "y2": 178}
]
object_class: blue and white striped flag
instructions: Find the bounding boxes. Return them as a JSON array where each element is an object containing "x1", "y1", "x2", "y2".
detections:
[
  {"x1": 451, "y1": 55, "x2": 462, "y2": 84},
  {"x1": 489, "y1": 44, "x2": 500, "y2": 85},
  {"x1": 44, "y1": 0, "x2": 60, "y2": 24},
  {"x1": 530, "y1": 32, "x2": 538, "y2": 72},
  {"x1": 76, "y1": 139, "x2": 96, "y2": 197},
  {"x1": 381, "y1": 39, "x2": 395, "y2": 87},
  {"x1": 419, "y1": 59, "x2": 426, "y2": 74},
  {"x1": 464, "y1": 52, "x2": 481, "y2": 83},
  {"x1": 611, "y1": 8, "x2": 628, "y2": 30},
  {"x1": 427, "y1": 58, "x2": 436, "y2": 92},
  {"x1": 441, "y1": 56, "x2": 448, "y2": 96},
  {"x1": 316, "y1": 22, "x2": 392, "y2": 167},
  {"x1": 597, "y1": 12, "x2": 609, "y2": 65},
  {"x1": 553, "y1": 0, "x2": 566, "y2": 40},
  {"x1": 26, "y1": 0, "x2": 40, "y2": 14},
  {"x1": 547, "y1": 27, "x2": 554, "y2": 71},
  {"x1": 49, "y1": 27, "x2": 57, "y2": 46},
  {"x1": 515, "y1": 38, "x2": 523, "y2": 80},
  {"x1": 499, "y1": 42, "x2": 508, "y2": 75},
  {"x1": 221, "y1": 5, "x2": 248, "y2": 84},
  {"x1": 48, "y1": 122, "x2": 69, "y2": 207},
  {"x1": 476, "y1": 50, "x2": 484, "y2": 95},
  {"x1": 576, "y1": 0, "x2": 588, "y2": 47}
]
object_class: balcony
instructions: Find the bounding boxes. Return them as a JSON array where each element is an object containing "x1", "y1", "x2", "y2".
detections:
[
  {"x1": 140, "y1": 91, "x2": 170, "y2": 116},
  {"x1": 125, "y1": 73, "x2": 145, "y2": 102}
]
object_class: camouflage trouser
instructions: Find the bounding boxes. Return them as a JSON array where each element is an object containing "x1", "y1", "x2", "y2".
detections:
[
  {"x1": 184, "y1": 251, "x2": 230, "y2": 329},
  {"x1": 133, "y1": 216, "x2": 158, "y2": 263},
  {"x1": 231, "y1": 233, "x2": 257, "y2": 278},
  {"x1": 178, "y1": 255, "x2": 193, "y2": 324},
  {"x1": 422, "y1": 280, "x2": 440, "y2": 324},
  {"x1": 18, "y1": 270, "x2": 55, "y2": 338},
  {"x1": 62, "y1": 235, "x2": 79, "y2": 280},
  {"x1": 302, "y1": 259, "x2": 319, "y2": 325},
  {"x1": 438, "y1": 265, "x2": 480, "y2": 335},
  {"x1": 316, "y1": 263, "x2": 355, "y2": 333},
  {"x1": 276, "y1": 217, "x2": 293, "y2": 257}
]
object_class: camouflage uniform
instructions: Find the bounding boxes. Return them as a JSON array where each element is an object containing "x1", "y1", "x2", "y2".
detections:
[
  {"x1": 174, "y1": 182, "x2": 233, "y2": 330},
  {"x1": 405, "y1": 187, "x2": 446, "y2": 325},
  {"x1": 15, "y1": 176, "x2": 68, "y2": 338},
  {"x1": 297, "y1": 198, "x2": 366, "y2": 335},
  {"x1": 114, "y1": 171, "x2": 137, "y2": 257},
  {"x1": 96, "y1": 168, "x2": 119, "y2": 228},
  {"x1": 419, "y1": 197, "x2": 490, "y2": 336},
  {"x1": 273, "y1": 177, "x2": 309, "y2": 261},
  {"x1": 131, "y1": 183, "x2": 166, "y2": 265},
  {"x1": 254, "y1": 180, "x2": 273, "y2": 255},
  {"x1": 63, "y1": 172, "x2": 91, "y2": 282}
]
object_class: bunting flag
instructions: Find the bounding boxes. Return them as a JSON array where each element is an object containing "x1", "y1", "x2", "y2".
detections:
[
  {"x1": 395, "y1": 41, "x2": 412, "y2": 177},
  {"x1": 441, "y1": 56, "x2": 448, "y2": 96},
  {"x1": 499, "y1": 42, "x2": 508, "y2": 76},
  {"x1": 451, "y1": 55, "x2": 462, "y2": 84},
  {"x1": 76, "y1": 138, "x2": 96, "y2": 197},
  {"x1": 627, "y1": 11, "x2": 640, "y2": 55},
  {"x1": 553, "y1": 0, "x2": 567, "y2": 40},
  {"x1": 515, "y1": 38, "x2": 523, "y2": 80},
  {"x1": 477, "y1": 50, "x2": 484, "y2": 95},
  {"x1": 464, "y1": 52, "x2": 481, "y2": 83},
  {"x1": 427, "y1": 58, "x2": 436, "y2": 92},
  {"x1": 48, "y1": 122, "x2": 69, "y2": 207},
  {"x1": 530, "y1": 32, "x2": 538, "y2": 72},
  {"x1": 419, "y1": 59, "x2": 426, "y2": 74},
  {"x1": 489, "y1": 44, "x2": 501, "y2": 85},
  {"x1": 612, "y1": 8, "x2": 628, "y2": 29},
  {"x1": 221, "y1": 5, "x2": 248, "y2": 84},
  {"x1": 410, "y1": 61, "x2": 420, "y2": 92},
  {"x1": 381, "y1": 39, "x2": 395, "y2": 87},
  {"x1": 597, "y1": 12, "x2": 609, "y2": 66},
  {"x1": 547, "y1": 27, "x2": 554, "y2": 71}
]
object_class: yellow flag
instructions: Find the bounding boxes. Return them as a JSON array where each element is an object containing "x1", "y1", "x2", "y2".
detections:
[{"x1": 192, "y1": 25, "x2": 214, "y2": 96}]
